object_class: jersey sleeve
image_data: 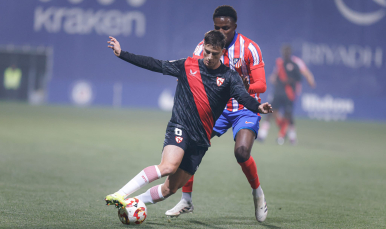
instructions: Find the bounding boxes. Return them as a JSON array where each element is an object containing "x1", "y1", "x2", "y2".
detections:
[
  {"x1": 162, "y1": 59, "x2": 186, "y2": 78},
  {"x1": 119, "y1": 51, "x2": 163, "y2": 73},
  {"x1": 192, "y1": 40, "x2": 204, "y2": 59},
  {"x1": 291, "y1": 56, "x2": 308, "y2": 71},
  {"x1": 229, "y1": 72, "x2": 261, "y2": 113},
  {"x1": 245, "y1": 41, "x2": 266, "y2": 94}
]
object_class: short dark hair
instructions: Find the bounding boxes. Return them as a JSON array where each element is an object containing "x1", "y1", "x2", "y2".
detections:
[
  {"x1": 213, "y1": 5, "x2": 237, "y2": 22},
  {"x1": 204, "y1": 30, "x2": 226, "y2": 49}
]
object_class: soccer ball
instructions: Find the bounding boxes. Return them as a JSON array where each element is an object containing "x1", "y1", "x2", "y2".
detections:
[{"x1": 118, "y1": 197, "x2": 147, "y2": 225}]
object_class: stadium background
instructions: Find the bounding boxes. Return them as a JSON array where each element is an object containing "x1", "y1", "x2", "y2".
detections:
[
  {"x1": 0, "y1": 0, "x2": 385, "y2": 121},
  {"x1": 1, "y1": 1, "x2": 386, "y2": 228}
]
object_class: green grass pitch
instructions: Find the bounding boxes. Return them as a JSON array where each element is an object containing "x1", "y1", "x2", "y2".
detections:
[{"x1": 0, "y1": 102, "x2": 385, "y2": 228}]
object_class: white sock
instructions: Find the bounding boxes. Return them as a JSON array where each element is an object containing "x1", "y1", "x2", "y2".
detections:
[
  {"x1": 116, "y1": 165, "x2": 161, "y2": 198},
  {"x1": 288, "y1": 125, "x2": 297, "y2": 141},
  {"x1": 182, "y1": 192, "x2": 192, "y2": 203},
  {"x1": 136, "y1": 184, "x2": 165, "y2": 204},
  {"x1": 252, "y1": 185, "x2": 264, "y2": 198}
]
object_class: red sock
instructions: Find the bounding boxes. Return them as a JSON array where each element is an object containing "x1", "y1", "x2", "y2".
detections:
[
  {"x1": 182, "y1": 175, "x2": 194, "y2": 192},
  {"x1": 239, "y1": 156, "x2": 260, "y2": 189},
  {"x1": 275, "y1": 116, "x2": 283, "y2": 128},
  {"x1": 279, "y1": 118, "x2": 289, "y2": 138}
]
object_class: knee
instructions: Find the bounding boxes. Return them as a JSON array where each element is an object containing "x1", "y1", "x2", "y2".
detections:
[
  {"x1": 158, "y1": 164, "x2": 178, "y2": 177},
  {"x1": 234, "y1": 146, "x2": 251, "y2": 163}
]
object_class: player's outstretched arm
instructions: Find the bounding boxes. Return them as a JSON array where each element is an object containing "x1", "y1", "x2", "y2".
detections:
[
  {"x1": 107, "y1": 36, "x2": 164, "y2": 74},
  {"x1": 107, "y1": 36, "x2": 121, "y2": 56}
]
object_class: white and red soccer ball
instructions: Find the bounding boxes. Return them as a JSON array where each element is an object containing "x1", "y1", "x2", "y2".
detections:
[{"x1": 118, "y1": 197, "x2": 147, "y2": 225}]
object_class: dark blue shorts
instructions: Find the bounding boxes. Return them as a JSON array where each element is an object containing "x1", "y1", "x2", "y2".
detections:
[
  {"x1": 163, "y1": 124, "x2": 208, "y2": 175},
  {"x1": 213, "y1": 109, "x2": 261, "y2": 140},
  {"x1": 271, "y1": 94, "x2": 294, "y2": 115}
]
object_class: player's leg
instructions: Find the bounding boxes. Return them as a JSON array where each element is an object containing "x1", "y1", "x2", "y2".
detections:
[
  {"x1": 105, "y1": 145, "x2": 184, "y2": 208},
  {"x1": 135, "y1": 167, "x2": 192, "y2": 205},
  {"x1": 257, "y1": 113, "x2": 272, "y2": 141},
  {"x1": 271, "y1": 96, "x2": 286, "y2": 145},
  {"x1": 105, "y1": 125, "x2": 187, "y2": 208},
  {"x1": 166, "y1": 113, "x2": 231, "y2": 214},
  {"x1": 257, "y1": 94, "x2": 276, "y2": 142},
  {"x1": 285, "y1": 100, "x2": 297, "y2": 145},
  {"x1": 165, "y1": 146, "x2": 208, "y2": 217},
  {"x1": 232, "y1": 110, "x2": 267, "y2": 222}
]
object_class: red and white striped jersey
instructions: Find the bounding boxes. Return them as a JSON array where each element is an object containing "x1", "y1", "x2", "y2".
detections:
[{"x1": 193, "y1": 32, "x2": 266, "y2": 112}]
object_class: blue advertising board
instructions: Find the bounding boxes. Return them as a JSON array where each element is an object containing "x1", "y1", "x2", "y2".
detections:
[{"x1": 0, "y1": 0, "x2": 385, "y2": 121}]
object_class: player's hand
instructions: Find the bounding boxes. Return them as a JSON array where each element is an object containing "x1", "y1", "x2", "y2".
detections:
[
  {"x1": 241, "y1": 74, "x2": 249, "y2": 91},
  {"x1": 107, "y1": 36, "x2": 121, "y2": 57},
  {"x1": 258, "y1": 102, "x2": 273, "y2": 114}
]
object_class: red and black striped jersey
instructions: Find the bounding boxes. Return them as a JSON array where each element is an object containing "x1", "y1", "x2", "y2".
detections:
[
  {"x1": 274, "y1": 57, "x2": 302, "y2": 101},
  {"x1": 118, "y1": 52, "x2": 262, "y2": 147},
  {"x1": 192, "y1": 32, "x2": 266, "y2": 112}
]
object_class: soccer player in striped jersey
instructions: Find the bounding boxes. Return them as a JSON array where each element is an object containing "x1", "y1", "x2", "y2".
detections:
[
  {"x1": 257, "y1": 44, "x2": 316, "y2": 145},
  {"x1": 104, "y1": 31, "x2": 273, "y2": 220},
  {"x1": 165, "y1": 5, "x2": 268, "y2": 222}
]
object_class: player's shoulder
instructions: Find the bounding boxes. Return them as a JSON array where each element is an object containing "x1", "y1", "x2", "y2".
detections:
[
  {"x1": 164, "y1": 58, "x2": 188, "y2": 68},
  {"x1": 193, "y1": 40, "x2": 205, "y2": 57},
  {"x1": 238, "y1": 33, "x2": 261, "y2": 49},
  {"x1": 194, "y1": 40, "x2": 204, "y2": 48},
  {"x1": 291, "y1": 55, "x2": 307, "y2": 68},
  {"x1": 166, "y1": 57, "x2": 187, "y2": 63}
]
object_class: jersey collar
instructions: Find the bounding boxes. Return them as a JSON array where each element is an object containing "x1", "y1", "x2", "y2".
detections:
[{"x1": 225, "y1": 31, "x2": 238, "y2": 50}]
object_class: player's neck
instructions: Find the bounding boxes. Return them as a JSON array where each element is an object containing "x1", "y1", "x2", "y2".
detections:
[{"x1": 207, "y1": 61, "x2": 221, "y2": 70}]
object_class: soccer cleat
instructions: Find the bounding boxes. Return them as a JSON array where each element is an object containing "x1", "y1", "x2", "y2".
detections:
[
  {"x1": 165, "y1": 199, "x2": 194, "y2": 217},
  {"x1": 105, "y1": 193, "x2": 127, "y2": 209},
  {"x1": 254, "y1": 194, "x2": 268, "y2": 222}
]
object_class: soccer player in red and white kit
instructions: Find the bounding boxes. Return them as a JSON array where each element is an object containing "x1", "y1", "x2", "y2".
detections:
[
  {"x1": 104, "y1": 31, "x2": 273, "y2": 221},
  {"x1": 165, "y1": 5, "x2": 268, "y2": 222}
]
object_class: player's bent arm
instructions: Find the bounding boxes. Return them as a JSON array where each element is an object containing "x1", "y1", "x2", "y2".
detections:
[
  {"x1": 230, "y1": 73, "x2": 261, "y2": 113},
  {"x1": 248, "y1": 66, "x2": 267, "y2": 94},
  {"x1": 301, "y1": 68, "x2": 316, "y2": 88}
]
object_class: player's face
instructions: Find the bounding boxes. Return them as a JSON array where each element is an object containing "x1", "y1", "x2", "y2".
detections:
[
  {"x1": 203, "y1": 44, "x2": 225, "y2": 69},
  {"x1": 214, "y1": 17, "x2": 237, "y2": 46}
]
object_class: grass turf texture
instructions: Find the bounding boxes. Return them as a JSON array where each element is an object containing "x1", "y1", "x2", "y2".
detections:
[{"x1": 0, "y1": 102, "x2": 385, "y2": 229}]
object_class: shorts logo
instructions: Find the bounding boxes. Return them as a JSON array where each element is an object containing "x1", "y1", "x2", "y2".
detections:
[
  {"x1": 217, "y1": 77, "x2": 225, "y2": 86},
  {"x1": 175, "y1": 136, "x2": 183, "y2": 143},
  {"x1": 245, "y1": 121, "x2": 254, "y2": 124}
]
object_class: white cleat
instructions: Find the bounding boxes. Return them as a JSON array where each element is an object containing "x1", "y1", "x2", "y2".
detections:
[
  {"x1": 254, "y1": 194, "x2": 268, "y2": 222},
  {"x1": 165, "y1": 199, "x2": 194, "y2": 218}
]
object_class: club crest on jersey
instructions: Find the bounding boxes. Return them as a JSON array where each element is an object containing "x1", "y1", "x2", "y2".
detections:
[
  {"x1": 175, "y1": 136, "x2": 183, "y2": 143},
  {"x1": 233, "y1": 58, "x2": 242, "y2": 68},
  {"x1": 217, "y1": 77, "x2": 225, "y2": 86}
]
